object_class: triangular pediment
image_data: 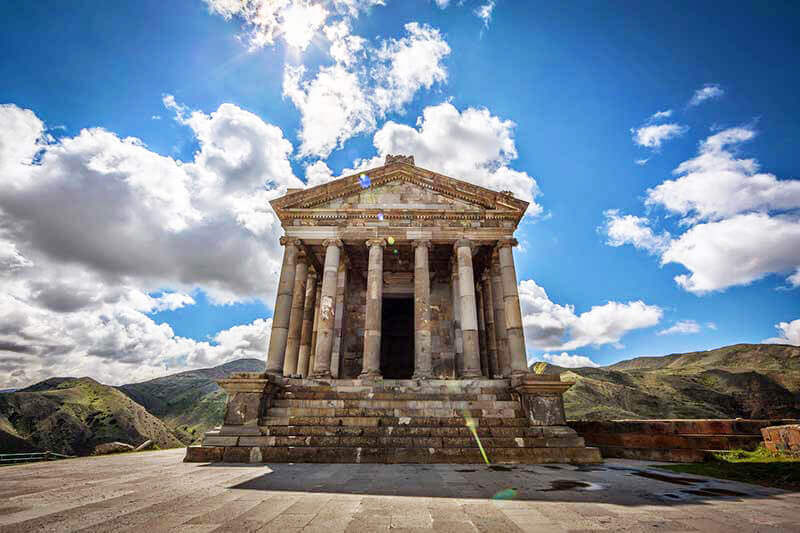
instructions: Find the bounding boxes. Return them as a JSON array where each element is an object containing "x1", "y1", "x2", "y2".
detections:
[{"x1": 270, "y1": 157, "x2": 528, "y2": 226}]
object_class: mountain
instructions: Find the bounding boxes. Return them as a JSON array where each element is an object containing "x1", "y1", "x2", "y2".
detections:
[
  {"x1": 118, "y1": 358, "x2": 264, "y2": 442},
  {"x1": 0, "y1": 377, "x2": 183, "y2": 455},
  {"x1": 549, "y1": 344, "x2": 800, "y2": 420}
]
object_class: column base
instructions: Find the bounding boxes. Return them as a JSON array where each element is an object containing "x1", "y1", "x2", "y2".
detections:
[
  {"x1": 311, "y1": 371, "x2": 332, "y2": 380},
  {"x1": 412, "y1": 371, "x2": 432, "y2": 380},
  {"x1": 358, "y1": 370, "x2": 383, "y2": 380},
  {"x1": 460, "y1": 370, "x2": 485, "y2": 379}
]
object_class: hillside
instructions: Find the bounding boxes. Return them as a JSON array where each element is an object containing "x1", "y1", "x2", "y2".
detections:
[
  {"x1": 119, "y1": 358, "x2": 264, "y2": 442},
  {"x1": 552, "y1": 344, "x2": 800, "y2": 420},
  {"x1": 0, "y1": 377, "x2": 183, "y2": 456}
]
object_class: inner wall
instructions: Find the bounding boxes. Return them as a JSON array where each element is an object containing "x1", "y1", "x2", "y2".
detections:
[{"x1": 380, "y1": 296, "x2": 414, "y2": 379}]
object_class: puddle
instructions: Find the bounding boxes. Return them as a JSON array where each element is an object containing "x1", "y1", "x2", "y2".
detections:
[
  {"x1": 456, "y1": 469, "x2": 477, "y2": 473},
  {"x1": 681, "y1": 488, "x2": 746, "y2": 497},
  {"x1": 488, "y1": 465, "x2": 514, "y2": 472},
  {"x1": 575, "y1": 466, "x2": 608, "y2": 472},
  {"x1": 632, "y1": 471, "x2": 706, "y2": 486},
  {"x1": 539, "y1": 480, "x2": 605, "y2": 492}
]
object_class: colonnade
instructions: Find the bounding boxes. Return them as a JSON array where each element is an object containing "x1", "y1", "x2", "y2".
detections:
[{"x1": 265, "y1": 237, "x2": 529, "y2": 379}]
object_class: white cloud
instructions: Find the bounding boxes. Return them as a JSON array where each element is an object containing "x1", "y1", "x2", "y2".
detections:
[
  {"x1": 631, "y1": 123, "x2": 688, "y2": 149},
  {"x1": 650, "y1": 109, "x2": 673, "y2": 121},
  {"x1": 635, "y1": 158, "x2": 650, "y2": 166},
  {"x1": 474, "y1": 1, "x2": 496, "y2": 28},
  {"x1": 541, "y1": 352, "x2": 599, "y2": 368},
  {"x1": 603, "y1": 210, "x2": 671, "y2": 254},
  {"x1": 788, "y1": 268, "x2": 800, "y2": 288},
  {"x1": 606, "y1": 126, "x2": 800, "y2": 294},
  {"x1": 285, "y1": 22, "x2": 450, "y2": 158},
  {"x1": 763, "y1": 319, "x2": 800, "y2": 346},
  {"x1": 518, "y1": 279, "x2": 662, "y2": 352},
  {"x1": 657, "y1": 319, "x2": 701, "y2": 336},
  {"x1": 0, "y1": 100, "x2": 301, "y2": 388},
  {"x1": 689, "y1": 84, "x2": 724, "y2": 106}
]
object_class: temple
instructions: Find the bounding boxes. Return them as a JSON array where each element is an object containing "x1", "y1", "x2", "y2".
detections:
[{"x1": 186, "y1": 155, "x2": 601, "y2": 464}]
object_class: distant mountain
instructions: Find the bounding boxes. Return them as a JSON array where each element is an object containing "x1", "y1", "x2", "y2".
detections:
[
  {"x1": 119, "y1": 358, "x2": 265, "y2": 442},
  {"x1": 541, "y1": 344, "x2": 800, "y2": 420},
  {"x1": 0, "y1": 377, "x2": 183, "y2": 455}
]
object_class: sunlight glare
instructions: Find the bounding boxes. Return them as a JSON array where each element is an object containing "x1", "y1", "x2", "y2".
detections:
[{"x1": 280, "y1": 2, "x2": 327, "y2": 51}]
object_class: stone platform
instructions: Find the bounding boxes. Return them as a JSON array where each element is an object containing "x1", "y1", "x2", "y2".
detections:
[{"x1": 185, "y1": 375, "x2": 602, "y2": 465}]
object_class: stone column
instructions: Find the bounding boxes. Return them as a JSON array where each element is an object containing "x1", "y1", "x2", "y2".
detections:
[
  {"x1": 498, "y1": 239, "x2": 528, "y2": 375},
  {"x1": 454, "y1": 239, "x2": 483, "y2": 378},
  {"x1": 266, "y1": 237, "x2": 299, "y2": 375},
  {"x1": 330, "y1": 256, "x2": 349, "y2": 378},
  {"x1": 481, "y1": 272, "x2": 499, "y2": 378},
  {"x1": 283, "y1": 252, "x2": 308, "y2": 377},
  {"x1": 309, "y1": 285, "x2": 322, "y2": 377},
  {"x1": 491, "y1": 251, "x2": 511, "y2": 377},
  {"x1": 297, "y1": 269, "x2": 318, "y2": 378},
  {"x1": 360, "y1": 238, "x2": 385, "y2": 379},
  {"x1": 451, "y1": 259, "x2": 463, "y2": 376},
  {"x1": 413, "y1": 240, "x2": 433, "y2": 379},
  {"x1": 311, "y1": 239, "x2": 342, "y2": 379},
  {"x1": 476, "y1": 283, "x2": 489, "y2": 377}
]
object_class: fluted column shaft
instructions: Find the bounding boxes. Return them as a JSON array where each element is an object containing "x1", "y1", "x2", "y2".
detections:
[
  {"x1": 481, "y1": 272, "x2": 499, "y2": 378},
  {"x1": 283, "y1": 253, "x2": 308, "y2": 376},
  {"x1": 297, "y1": 269, "x2": 318, "y2": 377},
  {"x1": 266, "y1": 237, "x2": 299, "y2": 375},
  {"x1": 476, "y1": 283, "x2": 489, "y2": 377},
  {"x1": 413, "y1": 240, "x2": 433, "y2": 379},
  {"x1": 491, "y1": 252, "x2": 511, "y2": 377},
  {"x1": 361, "y1": 239, "x2": 385, "y2": 379},
  {"x1": 498, "y1": 239, "x2": 529, "y2": 375},
  {"x1": 312, "y1": 239, "x2": 342, "y2": 379},
  {"x1": 309, "y1": 285, "x2": 322, "y2": 376},
  {"x1": 454, "y1": 239, "x2": 483, "y2": 378}
]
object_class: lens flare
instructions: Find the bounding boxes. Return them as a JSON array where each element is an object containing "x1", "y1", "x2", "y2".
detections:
[
  {"x1": 387, "y1": 236, "x2": 395, "y2": 245},
  {"x1": 377, "y1": 212, "x2": 384, "y2": 221},
  {"x1": 358, "y1": 173, "x2": 371, "y2": 188},
  {"x1": 462, "y1": 410, "x2": 491, "y2": 465},
  {"x1": 492, "y1": 488, "x2": 518, "y2": 500}
]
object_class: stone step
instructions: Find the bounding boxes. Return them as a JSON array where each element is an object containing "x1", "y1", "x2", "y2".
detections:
[
  {"x1": 276, "y1": 392, "x2": 512, "y2": 401},
  {"x1": 266, "y1": 407, "x2": 523, "y2": 418},
  {"x1": 260, "y1": 415, "x2": 531, "y2": 427},
  {"x1": 271, "y1": 399, "x2": 520, "y2": 409},
  {"x1": 186, "y1": 445, "x2": 602, "y2": 464},
  {"x1": 257, "y1": 424, "x2": 575, "y2": 439},
  {"x1": 206, "y1": 434, "x2": 586, "y2": 449}
]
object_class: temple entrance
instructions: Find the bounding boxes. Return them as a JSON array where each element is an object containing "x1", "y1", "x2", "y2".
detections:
[{"x1": 380, "y1": 296, "x2": 414, "y2": 379}]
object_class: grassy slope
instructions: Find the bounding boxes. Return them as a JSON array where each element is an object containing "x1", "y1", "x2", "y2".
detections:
[
  {"x1": 119, "y1": 358, "x2": 264, "y2": 442},
  {"x1": 0, "y1": 377, "x2": 183, "y2": 456},
  {"x1": 555, "y1": 344, "x2": 800, "y2": 421}
]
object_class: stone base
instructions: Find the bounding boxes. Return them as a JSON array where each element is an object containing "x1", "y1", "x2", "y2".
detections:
[{"x1": 185, "y1": 377, "x2": 601, "y2": 465}]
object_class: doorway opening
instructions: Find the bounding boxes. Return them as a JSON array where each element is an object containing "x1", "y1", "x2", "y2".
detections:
[{"x1": 380, "y1": 297, "x2": 414, "y2": 379}]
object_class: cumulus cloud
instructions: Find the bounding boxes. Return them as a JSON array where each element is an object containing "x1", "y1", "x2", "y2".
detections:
[
  {"x1": 0, "y1": 100, "x2": 300, "y2": 387},
  {"x1": 474, "y1": 1, "x2": 495, "y2": 28},
  {"x1": 763, "y1": 319, "x2": 800, "y2": 346},
  {"x1": 518, "y1": 279, "x2": 662, "y2": 352},
  {"x1": 540, "y1": 352, "x2": 600, "y2": 368},
  {"x1": 631, "y1": 123, "x2": 688, "y2": 149},
  {"x1": 606, "y1": 126, "x2": 800, "y2": 294},
  {"x1": 657, "y1": 320, "x2": 701, "y2": 336},
  {"x1": 689, "y1": 84, "x2": 724, "y2": 106}
]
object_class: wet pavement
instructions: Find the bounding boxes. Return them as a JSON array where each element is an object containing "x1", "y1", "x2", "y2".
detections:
[{"x1": 1, "y1": 448, "x2": 798, "y2": 532}]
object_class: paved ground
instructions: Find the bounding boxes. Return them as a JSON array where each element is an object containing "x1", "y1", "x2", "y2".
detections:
[{"x1": 1, "y1": 448, "x2": 798, "y2": 532}]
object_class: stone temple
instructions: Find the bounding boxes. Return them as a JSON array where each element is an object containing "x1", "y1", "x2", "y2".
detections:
[{"x1": 186, "y1": 155, "x2": 601, "y2": 464}]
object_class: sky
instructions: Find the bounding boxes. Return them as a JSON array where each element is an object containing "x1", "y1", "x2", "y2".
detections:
[{"x1": 1, "y1": 0, "x2": 799, "y2": 388}]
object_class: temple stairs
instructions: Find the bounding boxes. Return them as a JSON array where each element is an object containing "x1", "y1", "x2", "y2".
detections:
[{"x1": 188, "y1": 378, "x2": 601, "y2": 464}]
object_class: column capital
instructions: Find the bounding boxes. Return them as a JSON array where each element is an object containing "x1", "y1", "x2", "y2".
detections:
[
  {"x1": 296, "y1": 250, "x2": 308, "y2": 264},
  {"x1": 453, "y1": 238, "x2": 472, "y2": 252},
  {"x1": 412, "y1": 239, "x2": 432, "y2": 249},
  {"x1": 280, "y1": 236, "x2": 302, "y2": 247},
  {"x1": 365, "y1": 238, "x2": 386, "y2": 248},
  {"x1": 322, "y1": 238, "x2": 343, "y2": 249},
  {"x1": 496, "y1": 238, "x2": 519, "y2": 250}
]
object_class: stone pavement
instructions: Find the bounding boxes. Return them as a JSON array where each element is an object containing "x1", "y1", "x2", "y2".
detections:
[{"x1": 1, "y1": 448, "x2": 798, "y2": 532}]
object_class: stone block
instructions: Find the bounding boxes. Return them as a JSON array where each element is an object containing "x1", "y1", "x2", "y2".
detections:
[
  {"x1": 238, "y1": 436, "x2": 278, "y2": 447},
  {"x1": 203, "y1": 435, "x2": 239, "y2": 447},
  {"x1": 183, "y1": 446, "x2": 224, "y2": 463},
  {"x1": 761, "y1": 424, "x2": 800, "y2": 453}
]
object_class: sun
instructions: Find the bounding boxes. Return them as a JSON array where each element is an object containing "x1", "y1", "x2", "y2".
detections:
[{"x1": 280, "y1": 2, "x2": 327, "y2": 51}]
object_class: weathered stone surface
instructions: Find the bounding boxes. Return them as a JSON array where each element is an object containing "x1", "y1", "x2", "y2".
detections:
[
  {"x1": 762, "y1": 424, "x2": 800, "y2": 453},
  {"x1": 134, "y1": 439, "x2": 153, "y2": 452},
  {"x1": 93, "y1": 441, "x2": 134, "y2": 455}
]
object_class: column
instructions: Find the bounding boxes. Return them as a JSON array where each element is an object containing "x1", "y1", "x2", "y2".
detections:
[
  {"x1": 491, "y1": 251, "x2": 511, "y2": 377},
  {"x1": 454, "y1": 239, "x2": 483, "y2": 378},
  {"x1": 330, "y1": 256, "x2": 349, "y2": 378},
  {"x1": 283, "y1": 252, "x2": 308, "y2": 376},
  {"x1": 297, "y1": 269, "x2": 318, "y2": 377},
  {"x1": 266, "y1": 237, "x2": 299, "y2": 375},
  {"x1": 311, "y1": 239, "x2": 342, "y2": 379},
  {"x1": 498, "y1": 239, "x2": 529, "y2": 375},
  {"x1": 476, "y1": 283, "x2": 489, "y2": 377},
  {"x1": 309, "y1": 285, "x2": 322, "y2": 377},
  {"x1": 360, "y1": 239, "x2": 385, "y2": 379},
  {"x1": 450, "y1": 259, "x2": 463, "y2": 376},
  {"x1": 413, "y1": 240, "x2": 433, "y2": 379},
  {"x1": 481, "y1": 272, "x2": 499, "y2": 378}
]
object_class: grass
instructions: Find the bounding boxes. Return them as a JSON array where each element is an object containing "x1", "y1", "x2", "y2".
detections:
[{"x1": 655, "y1": 446, "x2": 800, "y2": 491}]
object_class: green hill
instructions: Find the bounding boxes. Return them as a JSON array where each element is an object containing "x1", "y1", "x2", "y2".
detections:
[
  {"x1": 0, "y1": 377, "x2": 183, "y2": 455},
  {"x1": 118, "y1": 358, "x2": 264, "y2": 442},
  {"x1": 547, "y1": 344, "x2": 800, "y2": 420}
]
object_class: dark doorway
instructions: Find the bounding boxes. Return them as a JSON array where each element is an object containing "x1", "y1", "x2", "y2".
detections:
[{"x1": 380, "y1": 297, "x2": 414, "y2": 379}]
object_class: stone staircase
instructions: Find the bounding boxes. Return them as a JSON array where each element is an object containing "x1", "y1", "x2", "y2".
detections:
[{"x1": 192, "y1": 379, "x2": 601, "y2": 464}]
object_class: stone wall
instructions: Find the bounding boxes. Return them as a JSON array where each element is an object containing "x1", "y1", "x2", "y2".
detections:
[
  {"x1": 431, "y1": 278, "x2": 456, "y2": 378},
  {"x1": 341, "y1": 268, "x2": 366, "y2": 378}
]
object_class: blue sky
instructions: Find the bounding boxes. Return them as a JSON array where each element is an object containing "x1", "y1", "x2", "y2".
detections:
[{"x1": 1, "y1": 0, "x2": 798, "y2": 386}]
